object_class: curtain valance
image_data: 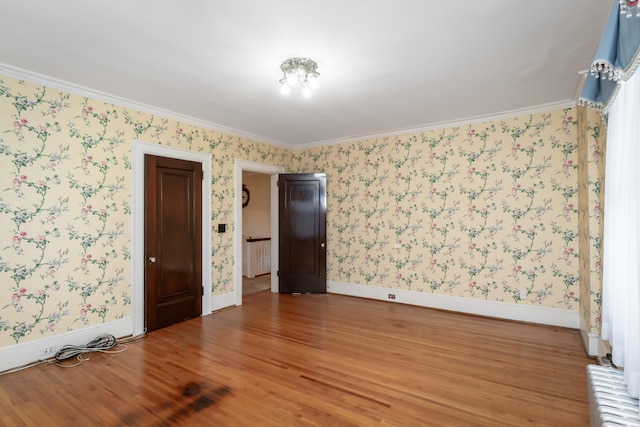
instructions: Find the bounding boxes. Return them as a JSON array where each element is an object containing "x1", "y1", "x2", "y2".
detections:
[{"x1": 579, "y1": 1, "x2": 640, "y2": 111}]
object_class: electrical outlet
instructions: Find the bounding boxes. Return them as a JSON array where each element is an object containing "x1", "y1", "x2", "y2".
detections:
[
  {"x1": 519, "y1": 289, "x2": 528, "y2": 300},
  {"x1": 388, "y1": 293, "x2": 396, "y2": 300},
  {"x1": 39, "y1": 345, "x2": 56, "y2": 357}
]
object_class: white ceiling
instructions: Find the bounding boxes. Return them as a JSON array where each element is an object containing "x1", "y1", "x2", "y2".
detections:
[{"x1": 0, "y1": 1, "x2": 611, "y2": 147}]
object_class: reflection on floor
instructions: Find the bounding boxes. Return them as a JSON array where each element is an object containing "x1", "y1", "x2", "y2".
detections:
[{"x1": 242, "y1": 274, "x2": 271, "y2": 296}]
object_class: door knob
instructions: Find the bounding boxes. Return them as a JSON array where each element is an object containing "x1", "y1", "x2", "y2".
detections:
[
  {"x1": 148, "y1": 256, "x2": 156, "y2": 263},
  {"x1": 320, "y1": 243, "x2": 325, "y2": 248}
]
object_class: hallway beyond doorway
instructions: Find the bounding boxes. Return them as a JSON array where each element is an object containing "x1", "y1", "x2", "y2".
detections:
[{"x1": 243, "y1": 274, "x2": 271, "y2": 296}]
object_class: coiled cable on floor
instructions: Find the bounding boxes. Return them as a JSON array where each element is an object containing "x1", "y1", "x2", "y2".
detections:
[
  {"x1": 54, "y1": 334, "x2": 125, "y2": 367},
  {"x1": 0, "y1": 330, "x2": 147, "y2": 375},
  {"x1": 55, "y1": 333, "x2": 117, "y2": 361}
]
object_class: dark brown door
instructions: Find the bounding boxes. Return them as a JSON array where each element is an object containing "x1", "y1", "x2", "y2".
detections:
[
  {"x1": 145, "y1": 154, "x2": 203, "y2": 331},
  {"x1": 278, "y1": 173, "x2": 327, "y2": 293}
]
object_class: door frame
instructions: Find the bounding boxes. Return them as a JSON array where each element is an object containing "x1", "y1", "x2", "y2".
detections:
[
  {"x1": 132, "y1": 140, "x2": 212, "y2": 336},
  {"x1": 234, "y1": 159, "x2": 284, "y2": 306}
]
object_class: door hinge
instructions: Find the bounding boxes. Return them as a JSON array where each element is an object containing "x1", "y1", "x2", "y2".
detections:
[
  {"x1": 200, "y1": 170, "x2": 204, "y2": 180},
  {"x1": 276, "y1": 180, "x2": 279, "y2": 187},
  {"x1": 201, "y1": 286, "x2": 204, "y2": 296},
  {"x1": 277, "y1": 271, "x2": 279, "y2": 277}
]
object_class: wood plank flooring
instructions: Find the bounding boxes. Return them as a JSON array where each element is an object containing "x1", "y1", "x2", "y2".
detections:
[{"x1": 0, "y1": 292, "x2": 593, "y2": 426}]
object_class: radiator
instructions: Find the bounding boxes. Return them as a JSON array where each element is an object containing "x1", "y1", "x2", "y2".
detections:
[
  {"x1": 587, "y1": 364, "x2": 640, "y2": 427},
  {"x1": 243, "y1": 238, "x2": 271, "y2": 278}
]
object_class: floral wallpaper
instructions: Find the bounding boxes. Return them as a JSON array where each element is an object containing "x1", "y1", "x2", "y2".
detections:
[
  {"x1": 0, "y1": 71, "x2": 594, "y2": 351},
  {"x1": 291, "y1": 110, "x2": 581, "y2": 308},
  {"x1": 0, "y1": 75, "x2": 289, "y2": 347},
  {"x1": 577, "y1": 106, "x2": 605, "y2": 336}
]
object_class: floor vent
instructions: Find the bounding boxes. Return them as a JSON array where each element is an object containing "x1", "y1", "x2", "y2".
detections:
[{"x1": 587, "y1": 364, "x2": 640, "y2": 426}]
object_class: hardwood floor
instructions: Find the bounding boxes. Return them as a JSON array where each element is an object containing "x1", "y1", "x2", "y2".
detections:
[
  {"x1": 242, "y1": 274, "x2": 271, "y2": 296},
  {"x1": 0, "y1": 292, "x2": 593, "y2": 426}
]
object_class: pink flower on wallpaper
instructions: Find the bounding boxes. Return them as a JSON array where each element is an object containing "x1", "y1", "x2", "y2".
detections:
[
  {"x1": 13, "y1": 118, "x2": 28, "y2": 130},
  {"x1": 81, "y1": 106, "x2": 93, "y2": 116},
  {"x1": 12, "y1": 175, "x2": 27, "y2": 187},
  {"x1": 80, "y1": 303, "x2": 92, "y2": 317},
  {"x1": 562, "y1": 160, "x2": 574, "y2": 172}
]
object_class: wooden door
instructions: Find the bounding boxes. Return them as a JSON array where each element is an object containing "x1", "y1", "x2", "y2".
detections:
[
  {"x1": 278, "y1": 173, "x2": 327, "y2": 293},
  {"x1": 145, "y1": 154, "x2": 203, "y2": 331}
]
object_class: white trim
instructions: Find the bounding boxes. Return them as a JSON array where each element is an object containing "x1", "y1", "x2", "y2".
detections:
[
  {"x1": 131, "y1": 140, "x2": 212, "y2": 336},
  {"x1": 294, "y1": 100, "x2": 577, "y2": 150},
  {"x1": 0, "y1": 62, "x2": 288, "y2": 149},
  {"x1": 579, "y1": 311, "x2": 600, "y2": 357},
  {"x1": 270, "y1": 174, "x2": 280, "y2": 294},
  {"x1": 234, "y1": 160, "x2": 284, "y2": 306},
  {"x1": 0, "y1": 318, "x2": 131, "y2": 373},
  {"x1": 328, "y1": 281, "x2": 580, "y2": 329},
  {"x1": 211, "y1": 292, "x2": 237, "y2": 312}
]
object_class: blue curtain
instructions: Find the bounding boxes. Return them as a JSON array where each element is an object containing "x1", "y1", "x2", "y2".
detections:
[{"x1": 579, "y1": 2, "x2": 640, "y2": 110}]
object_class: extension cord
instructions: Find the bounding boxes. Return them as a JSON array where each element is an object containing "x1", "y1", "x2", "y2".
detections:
[{"x1": 55, "y1": 334, "x2": 117, "y2": 361}]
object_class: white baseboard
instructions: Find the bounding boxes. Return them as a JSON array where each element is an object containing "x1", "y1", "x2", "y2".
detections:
[
  {"x1": 0, "y1": 318, "x2": 132, "y2": 373},
  {"x1": 0, "y1": 294, "x2": 237, "y2": 372},
  {"x1": 211, "y1": 292, "x2": 236, "y2": 312},
  {"x1": 579, "y1": 313, "x2": 600, "y2": 357},
  {"x1": 328, "y1": 281, "x2": 580, "y2": 329}
]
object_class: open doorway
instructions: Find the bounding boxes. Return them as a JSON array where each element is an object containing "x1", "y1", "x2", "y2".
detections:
[
  {"x1": 234, "y1": 160, "x2": 284, "y2": 306},
  {"x1": 241, "y1": 171, "x2": 272, "y2": 297}
]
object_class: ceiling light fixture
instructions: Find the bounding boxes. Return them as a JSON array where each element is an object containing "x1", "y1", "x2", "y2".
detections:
[{"x1": 279, "y1": 57, "x2": 320, "y2": 97}]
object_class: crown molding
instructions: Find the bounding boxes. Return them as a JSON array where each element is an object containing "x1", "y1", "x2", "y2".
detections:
[
  {"x1": 294, "y1": 100, "x2": 577, "y2": 150},
  {"x1": 0, "y1": 62, "x2": 290, "y2": 149},
  {"x1": 0, "y1": 63, "x2": 577, "y2": 152}
]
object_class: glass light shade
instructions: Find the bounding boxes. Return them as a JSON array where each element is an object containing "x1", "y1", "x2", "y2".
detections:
[{"x1": 279, "y1": 57, "x2": 320, "y2": 97}]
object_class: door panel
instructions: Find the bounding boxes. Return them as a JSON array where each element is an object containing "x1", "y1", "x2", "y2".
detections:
[
  {"x1": 279, "y1": 173, "x2": 327, "y2": 293},
  {"x1": 145, "y1": 154, "x2": 202, "y2": 331}
]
